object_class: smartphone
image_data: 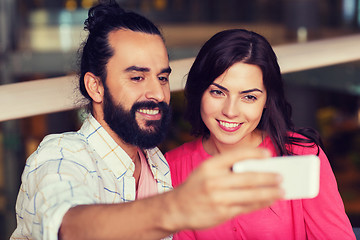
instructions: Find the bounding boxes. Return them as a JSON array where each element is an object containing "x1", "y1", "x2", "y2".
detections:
[{"x1": 232, "y1": 155, "x2": 320, "y2": 200}]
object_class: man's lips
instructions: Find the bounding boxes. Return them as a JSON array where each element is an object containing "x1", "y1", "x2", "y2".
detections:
[
  {"x1": 137, "y1": 108, "x2": 161, "y2": 120},
  {"x1": 217, "y1": 120, "x2": 242, "y2": 132},
  {"x1": 137, "y1": 108, "x2": 160, "y2": 115}
]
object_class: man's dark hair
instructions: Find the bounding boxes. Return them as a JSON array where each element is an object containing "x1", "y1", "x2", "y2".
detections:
[{"x1": 78, "y1": 1, "x2": 163, "y2": 112}]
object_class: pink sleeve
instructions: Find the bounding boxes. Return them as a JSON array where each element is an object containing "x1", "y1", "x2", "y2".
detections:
[
  {"x1": 173, "y1": 230, "x2": 197, "y2": 240},
  {"x1": 301, "y1": 148, "x2": 355, "y2": 239}
]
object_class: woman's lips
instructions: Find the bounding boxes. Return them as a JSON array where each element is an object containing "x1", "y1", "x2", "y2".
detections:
[{"x1": 218, "y1": 120, "x2": 242, "y2": 132}]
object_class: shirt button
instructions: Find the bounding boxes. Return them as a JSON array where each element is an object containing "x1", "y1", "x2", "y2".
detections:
[{"x1": 233, "y1": 227, "x2": 237, "y2": 232}]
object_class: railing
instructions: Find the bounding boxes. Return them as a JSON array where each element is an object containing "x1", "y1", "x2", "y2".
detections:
[{"x1": 1, "y1": 34, "x2": 360, "y2": 122}]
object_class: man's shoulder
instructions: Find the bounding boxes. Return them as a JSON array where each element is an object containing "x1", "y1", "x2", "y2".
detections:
[
  {"x1": 29, "y1": 131, "x2": 90, "y2": 160},
  {"x1": 40, "y1": 131, "x2": 88, "y2": 149},
  {"x1": 23, "y1": 131, "x2": 94, "y2": 178}
]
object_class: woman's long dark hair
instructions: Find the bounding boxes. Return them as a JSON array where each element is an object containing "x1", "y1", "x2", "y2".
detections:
[{"x1": 185, "y1": 29, "x2": 322, "y2": 156}]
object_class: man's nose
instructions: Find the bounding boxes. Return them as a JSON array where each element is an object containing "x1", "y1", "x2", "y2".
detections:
[{"x1": 144, "y1": 77, "x2": 166, "y2": 102}]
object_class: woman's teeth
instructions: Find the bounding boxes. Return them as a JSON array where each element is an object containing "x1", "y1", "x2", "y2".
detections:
[{"x1": 219, "y1": 121, "x2": 240, "y2": 128}]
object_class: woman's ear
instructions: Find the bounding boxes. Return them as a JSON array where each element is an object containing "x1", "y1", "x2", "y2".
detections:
[{"x1": 84, "y1": 72, "x2": 104, "y2": 103}]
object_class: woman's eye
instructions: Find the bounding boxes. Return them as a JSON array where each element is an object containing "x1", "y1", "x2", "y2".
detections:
[
  {"x1": 210, "y1": 89, "x2": 224, "y2": 96},
  {"x1": 244, "y1": 95, "x2": 257, "y2": 102}
]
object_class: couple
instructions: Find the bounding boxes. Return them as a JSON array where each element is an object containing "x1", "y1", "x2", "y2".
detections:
[{"x1": 11, "y1": 1, "x2": 355, "y2": 240}]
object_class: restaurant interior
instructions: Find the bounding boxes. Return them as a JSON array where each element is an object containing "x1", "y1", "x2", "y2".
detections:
[{"x1": 0, "y1": 0, "x2": 360, "y2": 239}]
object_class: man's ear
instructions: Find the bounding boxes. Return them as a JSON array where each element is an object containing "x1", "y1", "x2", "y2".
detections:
[{"x1": 84, "y1": 72, "x2": 104, "y2": 103}]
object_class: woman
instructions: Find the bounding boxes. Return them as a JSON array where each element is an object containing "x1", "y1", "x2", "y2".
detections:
[{"x1": 165, "y1": 29, "x2": 355, "y2": 239}]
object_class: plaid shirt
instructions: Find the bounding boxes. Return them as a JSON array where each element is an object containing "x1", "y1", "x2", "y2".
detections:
[{"x1": 11, "y1": 114, "x2": 173, "y2": 240}]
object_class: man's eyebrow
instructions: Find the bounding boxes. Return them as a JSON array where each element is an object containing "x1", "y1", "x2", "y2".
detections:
[
  {"x1": 124, "y1": 66, "x2": 172, "y2": 74},
  {"x1": 125, "y1": 66, "x2": 150, "y2": 72},
  {"x1": 211, "y1": 83, "x2": 263, "y2": 94},
  {"x1": 160, "y1": 67, "x2": 172, "y2": 74}
]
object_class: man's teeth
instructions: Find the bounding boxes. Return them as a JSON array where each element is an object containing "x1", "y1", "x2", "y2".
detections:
[
  {"x1": 219, "y1": 121, "x2": 240, "y2": 128},
  {"x1": 138, "y1": 109, "x2": 159, "y2": 115}
]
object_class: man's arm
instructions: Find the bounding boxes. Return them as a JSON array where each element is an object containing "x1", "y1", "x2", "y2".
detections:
[{"x1": 59, "y1": 147, "x2": 283, "y2": 240}]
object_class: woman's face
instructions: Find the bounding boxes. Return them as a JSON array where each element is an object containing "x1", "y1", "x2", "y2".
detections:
[{"x1": 200, "y1": 62, "x2": 267, "y2": 148}]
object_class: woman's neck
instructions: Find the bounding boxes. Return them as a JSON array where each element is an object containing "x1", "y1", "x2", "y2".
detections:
[{"x1": 202, "y1": 129, "x2": 265, "y2": 156}]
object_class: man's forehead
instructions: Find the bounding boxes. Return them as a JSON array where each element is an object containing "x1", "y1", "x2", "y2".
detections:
[
  {"x1": 108, "y1": 30, "x2": 169, "y2": 73},
  {"x1": 108, "y1": 29, "x2": 165, "y2": 50}
]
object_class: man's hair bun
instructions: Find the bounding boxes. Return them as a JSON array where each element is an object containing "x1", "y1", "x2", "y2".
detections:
[{"x1": 84, "y1": 2, "x2": 125, "y2": 32}]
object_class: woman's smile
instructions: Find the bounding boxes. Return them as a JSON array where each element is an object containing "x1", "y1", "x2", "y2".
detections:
[{"x1": 217, "y1": 120, "x2": 242, "y2": 132}]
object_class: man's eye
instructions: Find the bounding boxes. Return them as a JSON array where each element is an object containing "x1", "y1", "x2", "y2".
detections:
[
  {"x1": 158, "y1": 76, "x2": 169, "y2": 83},
  {"x1": 131, "y1": 76, "x2": 144, "y2": 81}
]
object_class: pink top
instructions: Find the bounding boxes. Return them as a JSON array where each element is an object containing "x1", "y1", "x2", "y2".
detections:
[
  {"x1": 165, "y1": 135, "x2": 355, "y2": 240},
  {"x1": 136, "y1": 149, "x2": 158, "y2": 199}
]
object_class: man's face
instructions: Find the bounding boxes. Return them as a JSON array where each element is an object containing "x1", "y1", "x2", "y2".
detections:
[
  {"x1": 102, "y1": 30, "x2": 172, "y2": 148},
  {"x1": 103, "y1": 83, "x2": 171, "y2": 149}
]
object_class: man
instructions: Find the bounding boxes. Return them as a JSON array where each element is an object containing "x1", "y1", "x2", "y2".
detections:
[{"x1": 11, "y1": 2, "x2": 283, "y2": 239}]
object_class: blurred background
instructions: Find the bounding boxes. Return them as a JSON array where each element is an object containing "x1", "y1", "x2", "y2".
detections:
[{"x1": 0, "y1": 0, "x2": 360, "y2": 239}]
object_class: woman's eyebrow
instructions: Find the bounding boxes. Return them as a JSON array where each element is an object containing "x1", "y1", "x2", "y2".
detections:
[
  {"x1": 240, "y1": 88, "x2": 263, "y2": 94},
  {"x1": 211, "y1": 83, "x2": 229, "y2": 92},
  {"x1": 211, "y1": 83, "x2": 263, "y2": 94}
]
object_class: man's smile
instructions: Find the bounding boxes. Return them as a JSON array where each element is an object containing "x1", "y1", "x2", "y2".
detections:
[
  {"x1": 137, "y1": 108, "x2": 160, "y2": 115},
  {"x1": 137, "y1": 108, "x2": 162, "y2": 121}
]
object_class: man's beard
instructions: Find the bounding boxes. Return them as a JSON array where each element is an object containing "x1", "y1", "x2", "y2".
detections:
[{"x1": 103, "y1": 88, "x2": 171, "y2": 149}]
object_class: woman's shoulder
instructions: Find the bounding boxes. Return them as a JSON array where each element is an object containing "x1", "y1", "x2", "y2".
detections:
[
  {"x1": 286, "y1": 131, "x2": 321, "y2": 156},
  {"x1": 263, "y1": 131, "x2": 322, "y2": 156},
  {"x1": 286, "y1": 131, "x2": 314, "y2": 140}
]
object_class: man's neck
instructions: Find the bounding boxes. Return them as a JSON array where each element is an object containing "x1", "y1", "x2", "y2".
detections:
[
  {"x1": 107, "y1": 125, "x2": 139, "y2": 160},
  {"x1": 93, "y1": 113, "x2": 142, "y2": 186},
  {"x1": 93, "y1": 112, "x2": 139, "y2": 160}
]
